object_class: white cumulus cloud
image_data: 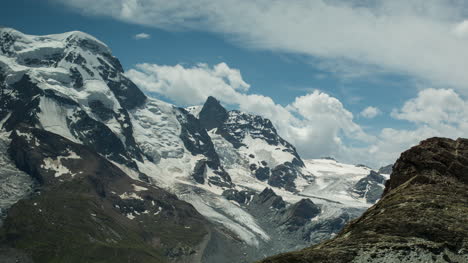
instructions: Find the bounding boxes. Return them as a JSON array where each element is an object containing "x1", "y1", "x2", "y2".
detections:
[
  {"x1": 392, "y1": 88, "x2": 468, "y2": 126},
  {"x1": 127, "y1": 62, "x2": 249, "y2": 105},
  {"x1": 360, "y1": 106, "x2": 381, "y2": 119},
  {"x1": 368, "y1": 88, "x2": 468, "y2": 166}
]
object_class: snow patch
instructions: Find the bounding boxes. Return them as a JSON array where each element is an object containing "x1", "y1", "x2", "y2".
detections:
[
  {"x1": 154, "y1": 206, "x2": 162, "y2": 216},
  {"x1": 239, "y1": 135, "x2": 294, "y2": 168},
  {"x1": 133, "y1": 184, "x2": 148, "y2": 192},
  {"x1": 15, "y1": 130, "x2": 33, "y2": 141},
  {"x1": 119, "y1": 192, "x2": 143, "y2": 200},
  {"x1": 37, "y1": 97, "x2": 80, "y2": 143},
  {"x1": 126, "y1": 213, "x2": 135, "y2": 220},
  {"x1": 185, "y1": 105, "x2": 203, "y2": 118},
  {"x1": 41, "y1": 157, "x2": 74, "y2": 178}
]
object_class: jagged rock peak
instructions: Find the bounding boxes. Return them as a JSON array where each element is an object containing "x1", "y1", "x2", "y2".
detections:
[
  {"x1": 279, "y1": 198, "x2": 321, "y2": 230},
  {"x1": 383, "y1": 137, "x2": 468, "y2": 196},
  {"x1": 258, "y1": 187, "x2": 277, "y2": 199},
  {"x1": 352, "y1": 170, "x2": 386, "y2": 204},
  {"x1": 367, "y1": 170, "x2": 385, "y2": 181},
  {"x1": 378, "y1": 164, "x2": 393, "y2": 174},
  {"x1": 198, "y1": 96, "x2": 228, "y2": 130},
  {"x1": 286, "y1": 199, "x2": 320, "y2": 221},
  {"x1": 255, "y1": 187, "x2": 286, "y2": 209}
]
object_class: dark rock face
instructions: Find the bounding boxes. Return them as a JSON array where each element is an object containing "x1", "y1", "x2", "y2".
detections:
[
  {"x1": 1, "y1": 74, "x2": 42, "y2": 131},
  {"x1": 222, "y1": 189, "x2": 255, "y2": 205},
  {"x1": 114, "y1": 108, "x2": 144, "y2": 162},
  {"x1": 249, "y1": 161, "x2": 272, "y2": 181},
  {"x1": 69, "y1": 67, "x2": 84, "y2": 88},
  {"x1": 192, "y1": 160, "x2": 208, "y2": 184},
  {"x1": 250, "y1": 188, "x2": 286, "y2": 210},
  {"x1": 255, "y1": 166, "x2": 271, "y2": 181},
  {"x1": 177, "y1": 109, "x2": 232, "y2": 187},
  {"x1": 68, "y1": 109, "x2": 140, "y2": 169},
  {"x1": 0, "y1": 30, "x2": 17, "y2": 56},
  {"x1": 191, "y1": 159, "x2": 232, "y2": 187},
  {"x1": 303, "y1": 212, "x2": 351, "y2": 243},
  {"x1": 280, "y1": 199, "x2": 320, "y2": 230},
  {"x1": 0, "y1": 126, "x2": 222, "y2": 263},
  {"x1": 268, "y1": 163, "x2": 299, "y2": 192},
  {"x1": 178, "y1": 109, "x2": 220, "y2": 159},
  {"x1": 384, "y1": 137, "x2": 468, "y2": 195},
  {"x1": 198, "y1": 96, "x2": 229, "y2": 131},
  {"x1": 106, "y1": 77, "x2": 146, "y2": 110},
  {"x1": 259, "y1": 137, "x2": 468, "y2": 263},
  {"x1": 352, "y1": 170, "x2": 386, "y2": 203},
  {"x1": 89, "y1": 100, "x2": 114, "y2": 121}
]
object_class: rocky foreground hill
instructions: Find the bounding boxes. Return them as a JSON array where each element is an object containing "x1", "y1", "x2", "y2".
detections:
[{"x1": 259, "y1": 137, "x2": 468, "y2": 263}]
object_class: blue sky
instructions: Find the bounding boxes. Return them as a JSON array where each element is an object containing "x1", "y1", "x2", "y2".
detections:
[{"x1": 3, "y1": 0, "x2": 468, "y2": 167}]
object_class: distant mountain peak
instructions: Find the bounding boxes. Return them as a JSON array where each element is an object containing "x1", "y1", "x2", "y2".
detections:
[{"x1": 198, "y1": 96, "x2": 228, "y2": 130}]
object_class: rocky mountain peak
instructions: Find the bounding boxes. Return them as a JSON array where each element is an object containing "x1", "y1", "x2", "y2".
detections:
[
  {"x1": 253, "y1": 187, "x2": 286, "y2": 209},
  {"x1": 198, "y1": 96, "x2": 228, "y2": 130},
  {"x1": 258, "y1": 187, "x2": 277, "y2": 199},
  {"x1": 367, "y1": 170, "x2": 384, "y2": 181},
  {"x1": 383, "y1": 137, "x2": 468, "y2": 196},
  {"x1": 352, "y1": 170, "x2": 387, "y2": 203},
  {"x1": 282, "y1": 198, "x2": 320, "y2": 225},
  {"x1": 377, "y1": 164, "x2": 393, "y2": 174}
]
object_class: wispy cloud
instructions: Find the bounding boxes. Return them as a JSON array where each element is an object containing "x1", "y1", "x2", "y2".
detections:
[{"x1": 134, "y1": 33, "x2": 150, "y2": 40}]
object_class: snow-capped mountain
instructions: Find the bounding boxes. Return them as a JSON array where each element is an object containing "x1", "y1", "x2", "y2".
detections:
[{"x1": 0, "y1": 28, "x2": 388, "y2": 262}]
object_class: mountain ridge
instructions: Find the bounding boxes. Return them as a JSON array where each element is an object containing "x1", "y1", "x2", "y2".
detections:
[{"x1": 0, "y1": 28, "x2": 390, "y2": 262}]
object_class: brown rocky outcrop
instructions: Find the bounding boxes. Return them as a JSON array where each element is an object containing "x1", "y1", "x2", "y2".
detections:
[{"x1": 258, "y1": 137, "x2": 468, "y2": 263}]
